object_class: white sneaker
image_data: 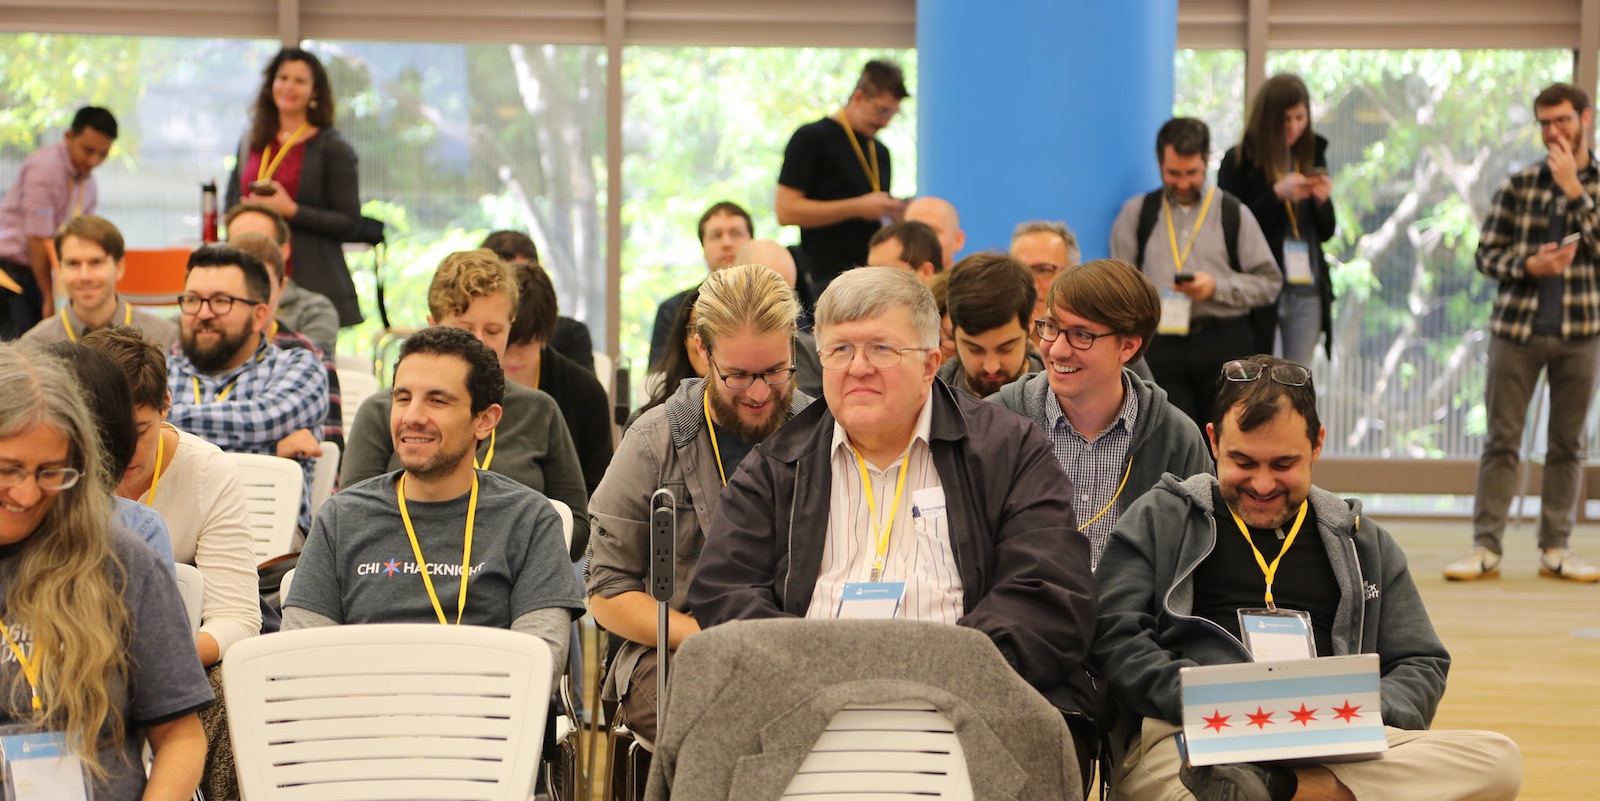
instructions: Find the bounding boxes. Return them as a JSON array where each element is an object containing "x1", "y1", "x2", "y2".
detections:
[
  {"x1": 1443, "y1": 547, "x2": 1502, "y2": 581},
  {"x1": 1539, "y1": 549, "x2": 1600, "y2": 583}
]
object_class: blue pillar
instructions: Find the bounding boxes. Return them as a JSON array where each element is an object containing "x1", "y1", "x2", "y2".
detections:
[{"x1": 917, "y1": 1, "x2": 1176, "y2": 261}]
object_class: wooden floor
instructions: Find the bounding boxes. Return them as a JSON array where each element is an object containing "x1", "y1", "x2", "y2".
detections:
[
  {"x1": 570, "y1": 520, "x2": 1599, "y2": 800},
  {"x1": 1390, "y1": 521, "x2": 1600, "y2": 801}
]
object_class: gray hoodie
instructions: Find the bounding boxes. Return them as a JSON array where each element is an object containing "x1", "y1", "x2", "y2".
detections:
[{"x1": 1092, "y1": 472, "x2": 1451, "y2": 730}]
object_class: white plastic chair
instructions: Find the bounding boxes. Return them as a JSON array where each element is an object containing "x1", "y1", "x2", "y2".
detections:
[
  {"x1": 224, "y1": 624, "x2": 553, "y2": 801},
  {"x1": 781, "y1": 702, "x2": 972, "y2": 800},
  {"x1": 309, "y1": 441, "x2": 340, "y2": 517},
  {"x1": 172, "y1": 562, "x2": 204, "y2": 636},
  {"x1": 334, "y1": 353, "x2": 374, "y2": 375},
  {"x1": 279, "y1": 568, "x2": 296, "y2": 607},
  {"x1": 225, "y1": 453, "x2": 304, "y2": 563},
  {"x1": 547, "y1": 498, "x2": 574, "y2": 551},
  {"x1": 337, "y1": 368, "x2": 381, "y2": 437},
  {"x1": 592, "y1": 350, "x2": 614, "y2": 396}
]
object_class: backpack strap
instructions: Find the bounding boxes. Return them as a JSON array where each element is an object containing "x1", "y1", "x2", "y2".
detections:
[
  {"x1": 1220, "y1": 191, "x2": 1242, "y2": 272},
  {"x1": 1134, "y1": 189, "x2": 1163, "y2": 270}
]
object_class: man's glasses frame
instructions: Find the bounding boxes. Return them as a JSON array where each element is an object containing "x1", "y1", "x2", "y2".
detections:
[
  {"x1": 1222, "y1": 359, "x2": 1312, "y2": 387},
  {"x1": 1033, "y1": 319, "x2": 1116, "y2": 351},
  {"x1": 177, "y1": 293, "x2": 264, "y2": 316}
]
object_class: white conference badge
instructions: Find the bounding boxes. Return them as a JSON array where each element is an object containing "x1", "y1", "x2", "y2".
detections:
[
  {"x1": 0, "y1": 733, "x2": 90, "y2": 801},
  {"x1": 837, "y1": 581, "x2": 907, "y2": 620},
  {"x1": 1158, "y1": 289, "x2": 1193, "y2": 336},
  {"x1": 1238, "y1": 608, "x2": 1317, "y2": 662},
  {"x1": 1283, "y1": 240, "x2": 1315, "y2": 285}
]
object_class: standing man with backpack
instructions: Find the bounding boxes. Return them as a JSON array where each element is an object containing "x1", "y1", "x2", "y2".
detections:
[{"x1": 1111, "y1": 117, "x2": 1282, "y2": 425}]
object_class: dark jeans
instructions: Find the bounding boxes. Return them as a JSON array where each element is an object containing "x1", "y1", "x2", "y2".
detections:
[{"x1": 1144, "y1": 316, "x2": 1256, "y2": 428}]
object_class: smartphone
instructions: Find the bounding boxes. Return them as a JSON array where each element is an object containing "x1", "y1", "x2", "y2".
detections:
[
  {"x1": 1307, "y1": 167, "x2": 1328, "y2": 177},
  {"x1": 1561, "y1": 232, "x2": 1582, "y2": 247},
  {"x1": 1174, "y1": 274, "x2": 1197, "y2": 284},
  {"x1": 249, "y1": 180, "x2": 278, "y2": 196}
]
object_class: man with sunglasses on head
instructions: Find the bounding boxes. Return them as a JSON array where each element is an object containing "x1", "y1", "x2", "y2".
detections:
[
  {"x1": 992, "y1": 259, "x2": 1212, "y2": 568},
  {"x1": 776, "y1": 60, "x2": 910, "y2": 303},
  {"x1": 587, "y1": 264, "x2": 813, "y2": 743},
  {"x1": 166, "y1": 244, "x2": 328, "y2": 534},
  {"x1": 689, "y1": 266, "x2": 1101, "y2": 777},
  {"x1": 1093, "y1": 355, "x2": 1521, "y2": 801}
]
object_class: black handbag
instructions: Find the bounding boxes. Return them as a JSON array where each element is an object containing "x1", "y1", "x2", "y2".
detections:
[{"x1": 344, "y1": 217, "x2": 392, "y2": 329}]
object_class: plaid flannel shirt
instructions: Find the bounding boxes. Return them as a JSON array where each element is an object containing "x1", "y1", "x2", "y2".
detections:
[
  {"x1": 168, "y1": 336, "x2": 328, "y2": 529},
  {"x1": 1475, "y1": 161, "x2": 1600, "y2": 341}
]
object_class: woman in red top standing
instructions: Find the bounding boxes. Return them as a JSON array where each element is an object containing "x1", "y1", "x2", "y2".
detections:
[{"x1": 226, "y1": 48, "x2": 364, "y2": 328}]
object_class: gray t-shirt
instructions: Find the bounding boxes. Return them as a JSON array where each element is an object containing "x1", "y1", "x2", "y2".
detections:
[
  {"x1": 288, "y1": 469, "x2": 585, "y2": 627},
  {"x1": 0, "y1": 530, "x2": 214, "y2": 801}
]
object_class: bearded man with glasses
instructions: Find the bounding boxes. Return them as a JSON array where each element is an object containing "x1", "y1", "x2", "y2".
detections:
[
  {"x1": 587, "y1": 263, "x2": 814, "y2": 743},
  {"x1": 689, "y1": 266, "x2": 1102, "y2": 780},
  {"x1": 992, "y1": 259, "x2": 1213, "y2": 568},
  {"x1": 166, "y1": 244, "x2": 327, "y2": 533}
]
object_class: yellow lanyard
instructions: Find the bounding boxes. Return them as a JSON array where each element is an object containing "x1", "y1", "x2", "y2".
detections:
[
  {"x1": 142, "y1": 426, "x2": 168, "y2": 508},
  {"x1": 1163, "y1": 186, "x2": 1216, "y2": 273},
  {"x1": 1275, "y1": 170, "x2": 1303, "y2": 240},
  {"x1": 61, "y1": 302, "x2": 130, "y2": 341},
  {"x1": 854, "y1": 450, "x2": 910, "y2": 583},
  {"x1": 833, "y1": 114, "x2": 881, "y2": 193},
  {"x1": 193, "y1": 376, "x2": 239, "y2": 404},
  {"x1": 1080, "y1": 457, "x2": 1134, "y2": 529},
  {"x1": 396, "y1": 472, "x2": 479, "y2": 625},
  {"x1": 473, "y1": 430, "x2": 496, "y2": 471},
  {"x1": 530, "y1": 355, "x2": 541, "y2": 391},
  {"x1": 1228, "y1": 500, "x2": 1309, "y2": 611},
  {"x1": 703, "y1": 388, "x2": 728, "y2": 487},
  {"x1": 257, "y1": 121, "x2": 310, "y2": 183},
  {"x1": 0, "y1": 618, "x2": 41, "y2": 711}
]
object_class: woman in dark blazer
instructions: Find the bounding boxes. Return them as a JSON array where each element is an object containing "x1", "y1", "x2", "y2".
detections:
[
  {"x1": 1218, "y1": 73, "x2": 1337, "y2": 365},
  {"x1": 226, "y1": 48, "x2": 363, "y2": 327}
]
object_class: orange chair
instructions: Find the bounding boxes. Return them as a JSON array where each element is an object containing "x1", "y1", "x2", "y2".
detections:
[{"x1": 117, "y1": 248, "x2": 193, "y2": 306}]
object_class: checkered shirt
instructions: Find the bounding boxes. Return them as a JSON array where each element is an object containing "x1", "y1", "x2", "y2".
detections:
[
  {"x1": 167, "y1": 336, "x2": 328, "y2": 529},
  {"x1": 1042, "y1": 372, "x2": 1140, "y2": 565},
  {"x1": 1476, "y1": 161, "x2": 1600, "y2": 341}
]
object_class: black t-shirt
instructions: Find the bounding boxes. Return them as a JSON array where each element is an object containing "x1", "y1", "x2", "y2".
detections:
[
  {"x1": 708, "y1": 417, "x2": 757, "y2": 483},
  {"x1": 778, "y1": 116, "x2": 892, "y2": 289},
  {"x1": 1192, "y1": 487, "x2": 1340, "y2": 657}
]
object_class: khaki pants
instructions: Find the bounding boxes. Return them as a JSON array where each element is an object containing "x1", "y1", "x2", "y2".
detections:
[{"x1": 1111, "y1": 717, "x2": 1521, "y2": 801}]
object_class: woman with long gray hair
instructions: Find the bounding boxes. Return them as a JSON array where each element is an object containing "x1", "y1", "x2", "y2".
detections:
[{"x1": 0, "y1": 342, "x2": 212, "y2": 800}]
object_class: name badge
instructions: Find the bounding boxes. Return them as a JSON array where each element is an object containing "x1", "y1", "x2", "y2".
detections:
[
  {"x1": 837, "y1": 581, "x2": 906, "y2": 620},
  {"x1": 1238, "y1": 608, "x2": 1317, "y2": 662},
  {"x1": 911, "y1": 487, "x2": 947, "y2": 520},
  {"x1": 1283, "y1": 240, "x2": 1315, "y2": 285},
  {"x1": 0, "y1": 733, "x2": 91, "y2": 801},
  {"x1": 1158, "y1": 290, "x2": 1193, "y2": 336}
]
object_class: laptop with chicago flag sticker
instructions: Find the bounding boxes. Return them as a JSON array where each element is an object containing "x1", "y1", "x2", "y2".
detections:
[{"x1": 1179, "y1": 654, "x2": 1387, "y2": 766}]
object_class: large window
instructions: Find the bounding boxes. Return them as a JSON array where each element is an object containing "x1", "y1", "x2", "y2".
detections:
[
  {"x1": 0, "y1": 34, "x2": 279, "y2": 247},
  {"x1": 619, "y1": 47, "x2": 917, "y2": 386},
  {"x1": 1264, "y1": 50, "x2": 1573, "y2": 461},
  {"x1": 1175, "y1": 49, "x2": 1246, "y2": 176}
]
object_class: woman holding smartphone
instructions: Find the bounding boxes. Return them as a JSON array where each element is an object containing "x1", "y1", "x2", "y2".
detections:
[
  {"x1": 1219, "y1": 73, "x2": 1337, "y2": 366},
  {"x1": 226, "y1": 48, "x2": 364, "y2": 327}
]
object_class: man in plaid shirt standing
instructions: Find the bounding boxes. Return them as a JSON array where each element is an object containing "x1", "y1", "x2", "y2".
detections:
[
  {"x1": 1449, "y1": 82, "x2": 1600, "y2": 583},
  {"x1": 167, "y1": 244, "x2": 328, "y2": 534}
]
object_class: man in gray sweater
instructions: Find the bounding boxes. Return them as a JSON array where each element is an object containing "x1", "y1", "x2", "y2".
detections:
[{"x1": 1093, "y1": 355, "x2": 1520, "y2": 801}]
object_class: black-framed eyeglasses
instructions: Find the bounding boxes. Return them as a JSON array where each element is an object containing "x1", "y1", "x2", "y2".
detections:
[
  {"x1": 819, "y1": 342, "x2": 929, "y2": 371},
  {"x1": 0, "y1": 465, "x2": 82, "y2": 492},
  {"x1": 177, "y1": 293, "x2": 263, "y2": 316},
  {"x1": 1223, "y1": 359, "x2": 1311, "y2": 386},
  {"x1": 708, "y1": 355, "x2": 797, "y2": 390},
  {"x1": 1538, "y1": 114, "x2": 1578, "y2": 130},
  {"x1": 1034, "y1": 319, "x2": 1116, "y2": 351}
]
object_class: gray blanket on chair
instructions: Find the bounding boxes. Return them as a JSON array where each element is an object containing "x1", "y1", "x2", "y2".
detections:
[{"x1": 643, "y1": 618, "x2": 1081, "y2": 801}]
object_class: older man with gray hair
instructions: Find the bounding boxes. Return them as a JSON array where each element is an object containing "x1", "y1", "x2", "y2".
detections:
[{"x1": 689, "y1": 265, "x2": 1101, "y2": 775}]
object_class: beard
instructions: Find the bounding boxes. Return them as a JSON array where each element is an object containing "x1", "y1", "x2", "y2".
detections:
[
  {"x1": 967, "y1": 363, "x2": 1026, "y2": 397},
  {"x1": 708, "y1": 381, "x2": 793, "y2": 442},
  {"x1": 1221, "y1": 482, "x2": 1303, "y2": 531},
  {"x1": 396, "y1": 427, "x2": 476, "y2": 481},
  {"x1": 181, "y1": 321, "x2": 255, "y2": 373}
]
